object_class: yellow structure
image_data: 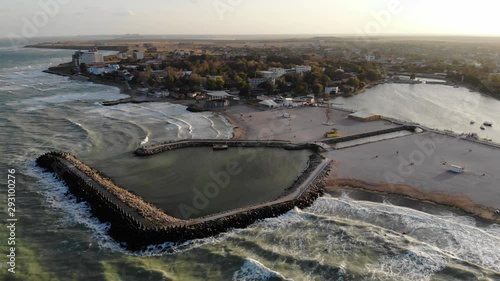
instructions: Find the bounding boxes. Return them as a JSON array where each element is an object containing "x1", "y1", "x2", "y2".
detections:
[{"x1": 324, "y1": 129, "x2": 339, "y2": 138}]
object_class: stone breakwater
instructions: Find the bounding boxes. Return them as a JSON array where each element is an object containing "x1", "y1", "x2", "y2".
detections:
[
  {"x1": 323, "y1": 125, "x2": 418, "y2": 145},
  {"x1": 36, "y1": 144, "x2": 331, "y2": 251},
  {"x1": 135, "y1": 139, "x2": 321, "y2": 156}
]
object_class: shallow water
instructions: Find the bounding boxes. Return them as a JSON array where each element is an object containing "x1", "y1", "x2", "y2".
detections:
[
  {"x1": 92, "y1": 147, "x2": 311, "y2": 219},
  {"x1": 334, "y1": 83, "x2": 500, "y2": 143}
]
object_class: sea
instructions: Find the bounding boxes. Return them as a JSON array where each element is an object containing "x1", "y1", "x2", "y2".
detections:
[{"x1": 1, "y1": 39, "x2": 500, "y2": 281}]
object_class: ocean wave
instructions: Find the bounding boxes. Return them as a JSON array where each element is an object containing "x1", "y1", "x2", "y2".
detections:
[
  {"x1": 6, "y1": 90, "x2": 126, "y2": 108},
  {"x1": 201, "y1": 114, "x2": 221, "y2": 138},
  {"x1": 233, "y1": 258, "x2": 293, "y2": 281}
]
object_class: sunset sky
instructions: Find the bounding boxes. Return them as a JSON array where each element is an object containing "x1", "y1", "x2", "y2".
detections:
[{"x1": 2, "y1": 0, "x2": 499, "y2": 38}]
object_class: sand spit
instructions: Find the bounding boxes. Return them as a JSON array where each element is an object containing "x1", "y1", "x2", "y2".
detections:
[{"x1": 327, "y1": 178, "x2": 500, "y2": 224}]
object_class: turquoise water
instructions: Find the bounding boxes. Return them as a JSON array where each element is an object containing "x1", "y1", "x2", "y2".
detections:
[{"x1": 1, "y1": 40, "x2": 499, "y2": 280}]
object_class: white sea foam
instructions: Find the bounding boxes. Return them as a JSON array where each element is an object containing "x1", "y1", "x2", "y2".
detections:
[
  {"x1": 27, "y1": 159, "x2": 236, "y2": 257},
  {"x1": 233, "y1": 258, "x2": 293, "y2": 281},
  {"x1": 140, "y1": 136, "x2": 149, "y2": 146},
  {"x1": 27, "y1": 162, "x2": 118, "y2": 250},
  {"x1": 7, "y1": 90, "x2": 126, "y2": 107}
]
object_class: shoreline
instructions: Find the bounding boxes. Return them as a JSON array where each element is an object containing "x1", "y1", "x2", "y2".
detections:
[
  {"x1": 41, "y1": 66, "x2": 500, "y2": 223},
  {"x1": 223, "y1": 113, "x2": 247, "y2": 140},
  {"x1": 37, "y1": 147, "x2": 330, "y2": 251},
  {"x1": 222, "y1": 106, "x2": 500, "y2": 223},
  {"x1": 326, "y1": 178, "x2": 500, "y2": 224}
]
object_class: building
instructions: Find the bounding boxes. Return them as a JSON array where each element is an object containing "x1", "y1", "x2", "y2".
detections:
[
  {"x1": 325, "y1": 87, "x2": 339, "y2": 95},
  {"x1": 258, "y1": 100, "x2": 280, "y2": 109},
  {"x1": 295, "y1": 65, "x2": 312, "y2": 74},
  {"x1": 248, "y1": 77, "x2": 275, "y2": 89},
  {"x1": 72, "y1": 49, "x2": 104, "y2": 66},
  {"x1": 260, "y1": 71, "x2": 275, "y2": 79},
  {"x1": 348, "y1": 111, "x2": 381, "y2": 122},
  {"x1": 205, "y1": 91, "x2": 233, "y2": 101},
  {"x1": 133, "y1": 50, "x2": 144, "y2": 61},
  {"x1": 204, "y1": 91, "x2": 232, "y2": 108},
  {"x1": 365, "y1": 54, "x2": 376, "y2": 62},
  {"x1": 87, "y1": 64, "x2": 119, "y2": 76},
  {"x1": 80, "y1": 52, "x2": 103, "y2": 65},
  {"x1": 174, "y1": 50, "x2": 185, "y2": 57}
]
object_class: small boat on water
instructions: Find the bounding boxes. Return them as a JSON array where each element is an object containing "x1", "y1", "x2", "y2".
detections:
[
  {"x1": 483, "y1": 121, "x2": 493, "y2": 127},
  {"x1": 213, "y1": 144, "x2": 228, "y2": 150}
]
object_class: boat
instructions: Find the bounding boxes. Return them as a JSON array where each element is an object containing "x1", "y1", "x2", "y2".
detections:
[
  {"x1": 213, "y1": 144, "x2": 228, "y2": 150},
  {"x1": 470, "y1": 121, "x2": 475, "y2": 125},
  {"x1": 483, "y1": 122, "x2": 493, "y2": 127},
  {"x1": 480, "y1": 126, "x2": 485, "y2": 130}
]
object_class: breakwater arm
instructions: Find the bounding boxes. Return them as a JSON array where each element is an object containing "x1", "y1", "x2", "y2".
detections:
[{"x1": 135, "y1": 139, "x2": 321, "y2": 156}]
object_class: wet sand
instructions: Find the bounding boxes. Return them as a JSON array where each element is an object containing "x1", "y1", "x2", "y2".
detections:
[
  {"x1": 326, "y1": 178, "x2": 500, "y2": 224},
  {"x1": 224, "y1": 105, "x2": 500, "y2": 223},
  {"x1": 224, "y1": 105, "x2": 399, "y2": 143}
]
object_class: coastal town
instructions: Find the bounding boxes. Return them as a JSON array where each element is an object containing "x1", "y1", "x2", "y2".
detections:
[{"x1": 34, "y1": 36, "x2": 500, "y2": 112}]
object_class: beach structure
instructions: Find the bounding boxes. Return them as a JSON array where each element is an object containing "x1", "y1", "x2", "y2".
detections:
[
  {"x1": 259, "y1": 100, "x2": 279, "y2": 109},
  {"x1": 72, "y1": 48, "x2": 104, "y2": 66}
]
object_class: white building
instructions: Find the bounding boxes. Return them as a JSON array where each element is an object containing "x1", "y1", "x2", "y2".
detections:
[
  {"x1": 81, "y1": 52, "x2": 104, "y2": 65},
  {"x1": 325, "y1": 87, "x2": 339, "y2": 95},
  {"x1": 174, "y1": 50, "x2": 185, "y2": 56},
  {"x1": 87, "y1": 64, "x2": 120, "y2": 76},
  {"x1": 73, "y1": 50, "x2": 104, "y2": 66},
  {"x1": 260, "y1": 71, "x2": 275, "y2": 79},
  {"x1": 365, "y1": 54, "x2": 376, "y2": 62},
  {"x1": 268, "y1": 67, "x2": 286, "y2": 78},
  {"x1": 248, "y1": 77, "x2": 275, "y2": 89},
  {"x1": 295, "y1": 65, "x2": 312, "y2": 74},
  {"x1": 133, "y1": 50, "x2": 144, "y2": 61}
]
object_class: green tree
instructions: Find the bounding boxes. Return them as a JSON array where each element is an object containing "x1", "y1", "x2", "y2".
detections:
[
  {"x1": 239, "y1": 83, "x2": 250, "y2": 96},
  {"x1": 346, "y1": 77, "x2": 360, "y2": 88},
  {"x1": 294, "y1": 82, "x2": 309, "y2": 95},
  {"x1": 215, "y1": 77, "x2": 225, "y2": 90},
  {"x1": 79, "y1": 63, "x2": 88, "y2": 73},
  {"x1": 410, "y1": 73, "x2": 416, "y2": 80},
  {"x1": 206, "y1": 79, "x2": 217, "y2": 90},
  {"x1": 367, "y1": 70, "x2": 381, "y2": 81},
  {"x1": 258, "y1": 81, "x2": 275, "y2": 95}
]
